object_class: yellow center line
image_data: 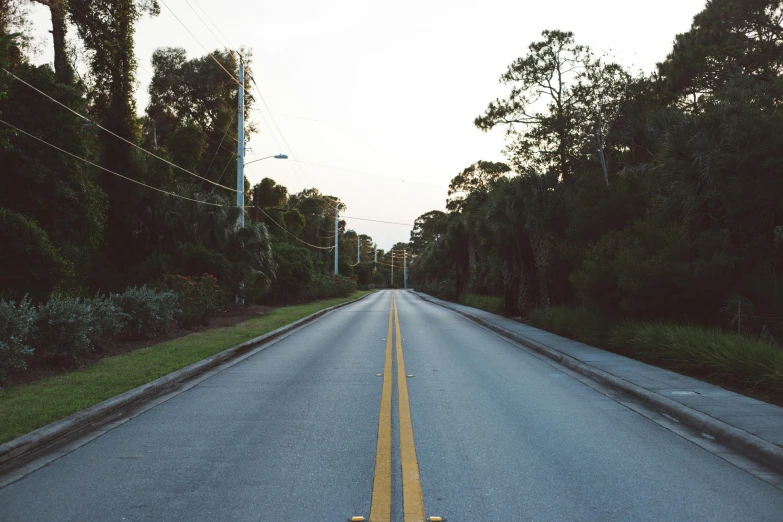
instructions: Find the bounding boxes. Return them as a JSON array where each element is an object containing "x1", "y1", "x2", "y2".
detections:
[
  {"x1": 394, "y1": 291, "x2": 426, "y2": 521},
  {"x1": 369, "y1": 293, "x2": 394, "y2": 521}
]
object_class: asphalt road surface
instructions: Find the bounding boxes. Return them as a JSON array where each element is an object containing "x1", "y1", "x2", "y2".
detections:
[{"x1": 2, "y1": 290, "x2": 783, "y2": 521}]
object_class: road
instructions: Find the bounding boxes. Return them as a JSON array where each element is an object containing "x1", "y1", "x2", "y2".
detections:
[{"x1": 1, "y1": 290, "x2": 783, "y2": 521}]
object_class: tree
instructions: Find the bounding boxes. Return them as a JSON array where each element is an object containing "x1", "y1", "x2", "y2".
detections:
[
  {"x1": 446, "y1": 161, "x2": 511, "y2": 212},
  {"x1": 0, "y1": 63, "x2": 107, "y2": 288},
  {"x1": 147, "y1": 46, "x2": 254, "y2": 186},
  {"x1": 410, "y1": 210, "x2": 447, "y2": 255},
  {"x1": 30, "y1": 0, "x2": 73, "y2": 84},
  {"x1": 475, "y1": 30, "x2": 592, "y2": 181},
  {"x1": 658, "y1": 0, "x2": 783, "y2": 108},
  {"x1": 475, "y1": 30, "x2": 631, "y2": 184}
]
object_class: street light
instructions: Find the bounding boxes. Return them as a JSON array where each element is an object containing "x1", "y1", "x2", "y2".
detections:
[{"x1": 244, "y1": 153, "x2": 288, "y2": 166}]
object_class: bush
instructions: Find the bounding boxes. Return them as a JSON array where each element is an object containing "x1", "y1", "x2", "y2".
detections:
[
  {"x1": 0, "y1": 296, "x2": 36, "y2": 379},
  {"x1": 305, "y1": 273, "x2": 357, "y2": 300},
  {"x1": 459, "y1": 294, "x2": 503, "y2": 315},
  {"x1": 0, "y1": 209, "x2": 73, "y2": 302},
  {"x1": 111, "y1": 286, "x2": 178, "y2": 339},
  {"x1": 610, "y1": 321, "x2": 783, "y2": 391},
  {"x1": 266, "y1": 241, "x2": 313, "y2": 302},
  {"x1": 163, "y1": 274, "x2": 224, "y2": 329},
  {"x1": 527, "y1": 306, "x2": 616, "y2": 347},
  {"x1": 422, "y1": 280, "x2": 457, "y2": 301},
  {"x1": 87, "y1": 294, "x2": 129, "y2": 350},
  {"x1": 31, "y1": 295, "x2": 94, "y2": 360},
  {"x1": 570, "y1": 219, "x2": 733, "y2": 322}
]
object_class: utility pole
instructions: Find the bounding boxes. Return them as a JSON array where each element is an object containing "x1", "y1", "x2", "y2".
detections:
[
  {"x1": 404, "y1": 251, "x2": 407, "y2": 289},
  {"x1": 236, "y1": 56, "x2": 245, "y2": 304},
  {"x1": 391, "y1": 253, "x2": 394, "y2": 288},
  {"x1": 237, "y1": 57, "x2": 245, "y2": 227},
  {"x1": 374, "y1": 244, "x2": 377, "y2": 271},
  {"x1": 334, "y1": 206, "x2": 339, "y2": 275},
  {"x1": 357, "y1": 236, "x2": 360, "y2": 265}
]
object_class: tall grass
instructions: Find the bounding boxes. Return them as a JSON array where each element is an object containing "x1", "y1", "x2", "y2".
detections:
[
  {"x1": 459, "y1": 294, "x2": 504, "y2": 315},
  {"x1": 610, "y1": 322, "x2": 783, "y2": 391}
]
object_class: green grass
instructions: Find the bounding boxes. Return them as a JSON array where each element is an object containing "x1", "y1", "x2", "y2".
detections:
[
  {"x1": 459, "y1": 293, "x2": 504, "y2": 315},
  {"x1": 0, "y1": 291, "x2": 369, "y2": 445}
]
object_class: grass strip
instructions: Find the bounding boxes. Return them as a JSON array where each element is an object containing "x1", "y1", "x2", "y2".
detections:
[{"x1": 0, "y1": 292, "x2": 369, "y2": 445}]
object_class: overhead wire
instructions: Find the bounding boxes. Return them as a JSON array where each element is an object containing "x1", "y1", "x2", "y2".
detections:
[
  {"x1": 158, "y1": 0, "x2": 241, "y2": 86},
  {"x1": 3, "y1": 68, "x2": 239, "y2": 193},
  {"x1": 68, "y1": 3, "x2": 238, "y2": 152},
  {"x1": 341, "y1": 216, "x2": 413, "y2": 227},
  {"x1": 0, "y1": 118, "x2": 229, "y2": 207},
  {"x1": 257, "y1": 207, "x2": 334, "y2": 250},
  {"x1": 203, "y1": 113, "x2": 235, "y2": 176},
  {"x1": 190, "y1": 0, "x2": 238, "y2": 52},
  {"x1": 182, "y1": 0, "x2": 233, "y2": 55}
]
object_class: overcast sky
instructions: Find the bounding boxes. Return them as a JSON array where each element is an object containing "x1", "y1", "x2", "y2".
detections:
[{"x1": 26, "y1": 0, "x2": 706, "y2": 251}]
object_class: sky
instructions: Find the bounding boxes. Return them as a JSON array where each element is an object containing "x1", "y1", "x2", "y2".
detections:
[{"x1": 25, "y1": 0, "x2": 706, "y2": 251}]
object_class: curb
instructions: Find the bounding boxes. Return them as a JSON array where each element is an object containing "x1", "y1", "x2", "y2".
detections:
[
  {"x1": 412, "y1": 291, "x2": 783, "y2": 474},
  {"x1": 0, "y1": 292, "x2": 374, "y2": 470}
]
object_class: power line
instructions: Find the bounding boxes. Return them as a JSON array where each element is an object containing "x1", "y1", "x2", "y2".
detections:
[
  {"x1": 158, "y1": 0, "x2": 242, "y2": 86},
  {"x1": 203, "y1": 113, "x2": 235, "y2": 176},
  {"x1": 182, "y1": 0, "x2": 232, "y2": 54},
  {"x1": 248, "y1": 75, "x2": 333, "y2": 209},
  {"x1": 292, "y1": 160, "x2": 448, "y2": 190},
  {"x1": 258, "y1": 207, "x2": 334, "y2": 250},
  {"x1": 0, "y1": 118, "x2": 229, "y2": 207},
  {"x1": 189, "y1": 0, "x2": 238, "y2": 53},
  {"x1": 4, "y1": 68, "x2": 239, "y2": 193},
  {"x1": 68, "y1": 3, "x2": 238, "y2": 153},
  {"x1": 342, "y1": 216, "x2": 413, "y2": 227}
]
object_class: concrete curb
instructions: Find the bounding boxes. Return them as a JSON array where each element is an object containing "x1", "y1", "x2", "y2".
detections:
[
  {"x1": 412, "y1": 291, "x2": 783, "y2": 474},
  {"x1": 0, "y1": 292, "x2": 373, "y2": 470}
]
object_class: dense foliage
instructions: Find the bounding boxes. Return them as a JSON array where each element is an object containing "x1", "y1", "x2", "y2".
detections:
[
  {"x1": 0, "y1": 1, "x2": 382, "y2": 321},
  {"x1": 411, "y1": 2, "x2": 783, "y2": 343}
]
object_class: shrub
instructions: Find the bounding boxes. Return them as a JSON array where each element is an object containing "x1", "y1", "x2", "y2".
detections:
[
  {"x1": 31, "y1": 295, "x2": 94, "y2": 360},
  {"x1": 87, "y1": 294, "x2": 129, "y2": 350},
  {"x1": 0, "y1": 296, "x2": 36, "y2": 379},
  {"x1": 459, "y1": 294, "x2": 503, "y2": 315},
  {"x1": 527, "y1": 306, "x2": 616, "y2": 347},
  {"x1": 0, "y1": 209, "x2": 73, "y2": 302},
  {"x1": 163, "y1": 273, "x2": 225, "y2": 329},
  {"x1": 609, "y1": 322, "x2": 783, "y2": 391},
  {"x1": 111, "y1": 286, "x2": 178, "y2": 339},
  {"x1": 266, "y1": 241, "x2": 313, "y2": 302},
  {"x1": 305, "y1": 273, "x2": 357, "y2": 299}
]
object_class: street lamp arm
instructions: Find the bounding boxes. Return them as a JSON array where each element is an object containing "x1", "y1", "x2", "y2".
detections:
[{"x1": 244, "y1": 153, "x2": 288, "y2": 166}]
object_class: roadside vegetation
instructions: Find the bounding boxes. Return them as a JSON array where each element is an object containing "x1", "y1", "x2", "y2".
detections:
[
  {"x1": 0, "y1": 291, "x2": 368, "y2": 445},
  {"x1": 459, "y1": 294, "x2": 503, "y2": 315},
  {"x1": 0, "y1": 5, "x2": 385, "y2": 384},
  {"x1": 406, "y1": 1, "x2": 783, "y2": 399}
]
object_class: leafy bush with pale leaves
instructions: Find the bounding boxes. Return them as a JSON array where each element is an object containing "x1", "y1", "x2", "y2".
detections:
[
  {"x1": 31, "y1": 295, "x2": 94, "y2": 360},
  {"x1": 110, "y1": 286, "x2": 178, "y2": 339},
  {"x1": 0, "y1": 296, "x2": 36, "y2": 379}
]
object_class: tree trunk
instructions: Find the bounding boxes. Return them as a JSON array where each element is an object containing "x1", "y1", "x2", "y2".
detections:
[
  {"x1": 468, "y1": 238, "x2": 477, "y2": 291},
  {"x1": 530, "y1": 232, "x2": 551, "y2": 308},
  {"x1": 34, "y1": 0, "x2": 74, "y2": 84}
]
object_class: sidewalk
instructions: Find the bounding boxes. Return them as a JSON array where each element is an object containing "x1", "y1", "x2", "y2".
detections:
[{"x1": 413, "y1": 291, "x2": 783, "y2": 469}]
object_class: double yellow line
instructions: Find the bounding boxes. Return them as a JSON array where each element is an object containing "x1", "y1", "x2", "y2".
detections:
[{"x1": 369, "y1": 291, "x2": 426, "y2": 522}]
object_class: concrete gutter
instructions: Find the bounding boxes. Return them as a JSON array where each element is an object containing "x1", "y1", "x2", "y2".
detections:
[
  {"x1": 0, "y1": 292, "x2": 373, "y2": 470},
  {"x1": 412, "y1": 291, "x2": 783, "y2": 474}
]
